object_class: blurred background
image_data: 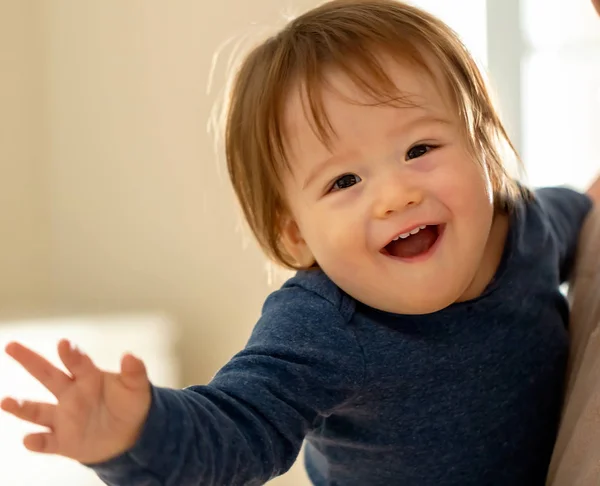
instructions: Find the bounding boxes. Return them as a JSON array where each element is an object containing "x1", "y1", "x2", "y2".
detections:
[{"x1": 0, "y1": 0, "x2": 599, "y2": 484}]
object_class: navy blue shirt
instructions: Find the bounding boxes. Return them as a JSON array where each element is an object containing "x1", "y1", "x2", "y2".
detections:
[{"x1": 89, "y1": 187, "x2": 592, "y2": 486}]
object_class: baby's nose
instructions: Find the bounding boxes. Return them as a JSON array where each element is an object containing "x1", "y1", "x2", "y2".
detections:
[{"x1": 372, "y1": 176, "x2": 424, "y2": 219}]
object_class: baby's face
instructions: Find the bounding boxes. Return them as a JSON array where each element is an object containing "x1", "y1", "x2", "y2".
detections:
[{"x1": 281, "y1": 57, "x2": 496, "y2": 314}]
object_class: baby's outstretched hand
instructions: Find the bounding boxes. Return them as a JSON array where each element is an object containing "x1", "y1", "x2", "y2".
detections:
[{"x1": 1, "y1": 340, "x2": 151, "y2": 464}]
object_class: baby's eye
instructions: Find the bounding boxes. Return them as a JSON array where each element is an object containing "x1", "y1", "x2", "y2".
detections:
[
  {"x1": 406, "y1": 144, "x2": 436, "y2": 161},
  {"x1": 330, "y1": 173, "x2": 362, "y2": 192}
]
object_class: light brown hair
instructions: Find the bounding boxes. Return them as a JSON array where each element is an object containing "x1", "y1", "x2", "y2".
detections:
[{"x1": 225, "y1": 0, "x2": 528, "y2": 270}]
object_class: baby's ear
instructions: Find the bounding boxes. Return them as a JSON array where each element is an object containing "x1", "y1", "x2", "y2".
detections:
[{"x1": 280, "y1": 217, "x2": 315, "y2": 268}]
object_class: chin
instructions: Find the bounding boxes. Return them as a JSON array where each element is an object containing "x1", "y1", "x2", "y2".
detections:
[
  {"x1": 389, "y1": 300, "x2": 454, "y2": 315},
  {"x1": 375, "y1": 287, "x2": 463, "y2": 315}
]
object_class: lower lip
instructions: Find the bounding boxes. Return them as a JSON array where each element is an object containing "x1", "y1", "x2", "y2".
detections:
[{"x1": 382, "y1": 224, "x2": 446, "y2": 263}]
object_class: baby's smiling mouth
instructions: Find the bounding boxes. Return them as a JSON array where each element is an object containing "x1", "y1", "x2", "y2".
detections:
[{"x1": 381, "y1": 224, "x2": 441, "y2": 259}]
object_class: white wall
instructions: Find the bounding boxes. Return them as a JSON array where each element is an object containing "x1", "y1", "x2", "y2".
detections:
[{"x1": 521, "y1": 0, "x2": 600, "y2": 189}]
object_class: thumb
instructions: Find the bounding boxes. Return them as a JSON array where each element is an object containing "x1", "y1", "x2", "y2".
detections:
[{"x1": 119, "y1": 354, "x2": 149, "y2": 390}]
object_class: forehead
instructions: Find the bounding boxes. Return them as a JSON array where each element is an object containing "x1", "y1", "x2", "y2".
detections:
[{"x1": 282, "y1": 54, "x2": 454, "y2": 159}]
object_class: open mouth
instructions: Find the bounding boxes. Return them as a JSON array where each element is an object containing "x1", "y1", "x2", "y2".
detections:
[{"x1": 381, "y1": 224, "x2": 443, "y2": 260}]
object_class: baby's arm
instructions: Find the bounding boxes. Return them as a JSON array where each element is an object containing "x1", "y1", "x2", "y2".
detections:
[
  {"x1": 3, "y1": 287, "x2": 365, "y2": 486},
  {"x1": 93, "y1": 288, "x2": 364, "y2": 486}
]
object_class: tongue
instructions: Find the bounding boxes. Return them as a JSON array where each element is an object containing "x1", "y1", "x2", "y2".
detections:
[{"x1": 386, "y1": 227, "x2": 437, "y2": 258}]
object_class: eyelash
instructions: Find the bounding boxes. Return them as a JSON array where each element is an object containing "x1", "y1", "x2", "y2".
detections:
[
  {"x1": 327, "y1": 144, "x2": 438, "y2": 193},
  {"x1": 406, "y1": 143, "x2": 438, "y2": 160}
]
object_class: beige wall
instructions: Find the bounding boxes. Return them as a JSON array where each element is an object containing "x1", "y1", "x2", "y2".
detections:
[
  {"x1": 1, "y1": 0, "x2": 322, "y2": 483},
  {"x1": 0, "y1": 0, "x2": 50, "y2": 313},
  {"x1": 40, "y1": 0, "x2": 323, "y2": 384}
]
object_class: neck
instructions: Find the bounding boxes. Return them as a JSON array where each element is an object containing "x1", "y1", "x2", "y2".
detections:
[{"x1": 457, "y1": 211, "x2": 510, "y2": 302}]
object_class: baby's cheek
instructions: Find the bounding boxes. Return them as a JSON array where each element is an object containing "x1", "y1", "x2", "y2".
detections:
[
  {"x1": 410, "y1": 157, "x2": 437, "y2": 173},
  {"x1": 446, "y1": 162, "x2": 492, "y2": 202},
  {"x1": 318, "y1": 223, "x2": 368, "y2": 272},
  {"x1": 324, "y1": 223, "x2": 358, "y2": 252}
]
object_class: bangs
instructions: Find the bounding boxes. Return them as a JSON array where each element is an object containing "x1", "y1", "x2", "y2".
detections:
[
  {"x1": 270, "y1": 22, "x2": 476, "y2": 171},
  {"x1": 285, "y1": 43, "x2": 433, "y2": 153}
]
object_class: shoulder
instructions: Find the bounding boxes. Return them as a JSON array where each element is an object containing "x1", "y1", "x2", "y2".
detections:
[
  {"x1": 247, "y1": 269, "x2": 361, "y2": 352},
  {"x1": 529, "y1": 186, "x2": 593, "y2": 247},
  {"x1": 513, "y1": 185, "x2": 593, "y2": 281},
  {"x1": 533, "y1": 186, "x2": 593, "y2": 222},
  {"x1": 262, "y1": 269, "x2": 357, "y2": 324},
  {"x1": 511, "y1": 186, "x2": 592, "y2": 240},
  {"x1": 247, "y1": 269, "x2": 365, "y2": 380}
]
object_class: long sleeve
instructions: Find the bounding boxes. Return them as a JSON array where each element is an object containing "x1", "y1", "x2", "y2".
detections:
[
  {"x1": 87, "y1": 284, "x2": 366, "y2": 486},
  {"x1": 535, "y1": 186, "x2": 593, "y2": 282}
]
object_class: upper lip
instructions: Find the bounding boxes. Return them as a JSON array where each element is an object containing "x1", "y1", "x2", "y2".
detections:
[{"x1": 380, "y1": 222, "x2": 441, "y2": 250}]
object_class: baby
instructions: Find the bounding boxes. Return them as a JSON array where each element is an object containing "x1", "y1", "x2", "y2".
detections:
[{"x1": 3, "y1": 1, "x2": 600, "y2": 485}]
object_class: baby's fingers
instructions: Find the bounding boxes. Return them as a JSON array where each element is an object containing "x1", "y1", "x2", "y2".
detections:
[
  {"x1": 1, "y1": 397, "x2": 56, "y2": 428},
  {"x1": 118, "y1": 354, "x2": 149, "y2": 391},
  {"x1": 5, "y1": 342, "x2": 72, "y2": 398},
  {"x1": 23, "y1": 432, "x2": 59, "y2": 454},
  {"x1": 57, "y1": 339, "x2": 99, "y2": 380},
  {"x1": 1, "y1": 398, "x2": 59, "y2": 454}
]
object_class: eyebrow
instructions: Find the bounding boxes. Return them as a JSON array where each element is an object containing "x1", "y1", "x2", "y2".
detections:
[
  {"x1": 302, "y1": 152, "x2": 351, "y2": 191},
  {"x1": 301, "y1": 113, "x2": 451, "y2": 190}
]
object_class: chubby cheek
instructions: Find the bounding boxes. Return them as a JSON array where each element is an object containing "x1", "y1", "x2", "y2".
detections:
[
  {"x1": 435, "y1": 159, "x2": 493, "y2": 219},
  {"x1": 301, "y1": 209, "x2": 369, "y2": 269}
]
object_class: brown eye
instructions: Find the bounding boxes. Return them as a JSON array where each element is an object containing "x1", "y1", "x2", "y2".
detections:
[
  {"x1": 406, "y1": 144, "x2": 434, "y2": 160},
  {"x1": 331, "y1": 174, "x2": 361, "y2": 192}
]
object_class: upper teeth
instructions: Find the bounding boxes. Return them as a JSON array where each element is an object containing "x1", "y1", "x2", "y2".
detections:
[{"x1": 393, "y1": 225, "x2": 427, "y2": 240}]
